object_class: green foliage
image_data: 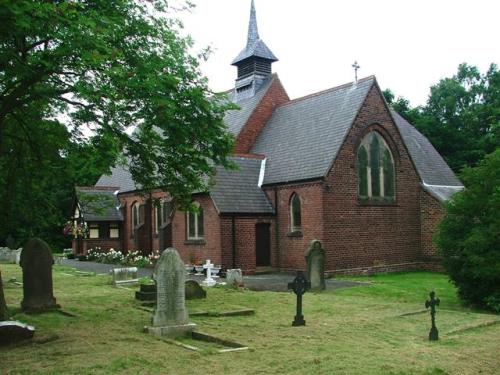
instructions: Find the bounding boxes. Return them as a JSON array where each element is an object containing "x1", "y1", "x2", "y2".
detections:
[
  {"x1": 436, "y1": 150, "x2": 500, "y2": 312},
  {"x1": 0, "y1": 0, "x2": 235, "y2": 247},
  {"x1": 384, "y1": 64, "x2": 500, "y2": 172}
]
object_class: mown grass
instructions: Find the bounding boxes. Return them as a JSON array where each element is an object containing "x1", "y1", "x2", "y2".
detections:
[{"x1": 1, "y1": 264, "x2": 499, "y2": 375}]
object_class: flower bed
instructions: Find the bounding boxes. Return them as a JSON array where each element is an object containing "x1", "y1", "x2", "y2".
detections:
[{"x1": 86, "y1": 247, "x2": 160, "y2": 268}]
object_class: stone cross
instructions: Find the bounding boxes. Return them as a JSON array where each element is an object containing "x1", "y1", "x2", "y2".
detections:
[
  {"x1": 352, "y1": 61, "x2": 360, "y2": 83},
  {"x1": 0, "y1": 270, "x2": 7, "y2": 321},
  {"x1": 20, "y1": 238, "x2": 60, "y2": 313},
  {"x1": 425, "y1": 291, "x2": 440, "y2": 341},
  {"x1": 305, "y1": 240, "x2": 326, "y2": 291},
  {"x1": 145, "y1": 247, "x2": 196, "y2": 337},
  {"x1": 287, "y1": 271, "x2": 311, "y2": 326},
  {"x1": 202, "y1": 259, "x2": 216, "y2": 287}
]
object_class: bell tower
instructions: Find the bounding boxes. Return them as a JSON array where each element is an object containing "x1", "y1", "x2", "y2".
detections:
[{"x1": 232, "y1": 0, "x2": 278, "y2": 101}]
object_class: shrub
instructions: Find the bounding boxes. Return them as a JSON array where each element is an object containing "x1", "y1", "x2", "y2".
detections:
[{"x1": 436, "y1": 150, "x2": 500, "y2": 312}]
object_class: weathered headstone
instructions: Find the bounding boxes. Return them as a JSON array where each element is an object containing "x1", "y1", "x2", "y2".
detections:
[
  {"x1": 305, "y1": 240, "x2": 326, "y2": 291},
  {"x1": 202, "y1": 259, "x2": 216, "y2": 287},
  {"x1": 145, "y1": 248, "x2": 196, "y2": 337},
  {"x1": 20, "y1": 238, "x2": 60, "y2": 313},
  {"x1": 111, "y1": 267, "x2": 139, "y2": 286},
  {"x1": 226, "y1": 269, "x2": 243, "y2": 286},
  {"x1": 425, "y1": 291, "x2": 440, "y2": 341},
  {"x1": 287, "y1": 271, "x2": 311, "y2": 326},
  {"x1": 185, "y1": 280, "x2": 207, "y2": 299},
  {"x1": 0, "y1": 248, "x2": 21, "y2": 264},
  {"x1": 0, "y1": 270, "x2": 7, "y2": 321},
  {"x1": 0, "y1": 321, "x2": 35, "y2": 345}
]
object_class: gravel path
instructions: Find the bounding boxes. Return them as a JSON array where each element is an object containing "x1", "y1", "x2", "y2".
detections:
[{"x1": 60, "y1": 259, "x2": 367, "y2": 292}]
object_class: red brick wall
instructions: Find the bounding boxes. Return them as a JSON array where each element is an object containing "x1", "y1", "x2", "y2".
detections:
[
  {"x1": 322, "y1": 84, "x2": 423, "y2": 272},
  {"x1": 82, "y1": 239, "x2": 121, "y2": 254},
  {"x1": 420, "y1": 189, "x2": 444, "y2": 258},
  {"x1": 263, "y1": 183, "x2": 324, "y2": 271},
  {"x1": 220, "y1": 216, "x2": 276, "y2": 274},
  {"x1": 171, "y1": 195, "x2": 222, "y2": 266},
  {"x1": 234, "y1": 77, "x2": 289, "y2": 153}
]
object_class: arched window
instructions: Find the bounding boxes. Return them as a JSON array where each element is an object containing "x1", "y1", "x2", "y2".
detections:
[
  {"x1": 187, "y1": 203, "x2": 204, "y2": 240},
  {"x1": 357, "y1": 131, "x2": 395, "y2": 202},
  {"x1": 132, "y1": 202, "x2": 141, "y2": 228},
  {"x1": 155, "y1": 199, "x2": 172, "y2": 234},
  {"x1": 290, "y1": 193, "x2": 302, "y2": 232}
]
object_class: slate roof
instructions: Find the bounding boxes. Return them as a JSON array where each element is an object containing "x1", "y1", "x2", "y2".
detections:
[
  {"x1": 96, "y1": 165, "x2": 138, "y2": 192},
  {"x1": 391, "y1": 110, "x2": 463, "y2": 201},
  {"x1": 76, "y1": 188, "x2": 123, "y2": 222},
  {"x1": 224, "y1": 75, "x2": 274, "y2": 135},
  {"x1": 210, "y1": 156, "x2": 274, "y2": 214},
  {"x1": 251, "y1": 77, "x2": 375, "y2": 184}
]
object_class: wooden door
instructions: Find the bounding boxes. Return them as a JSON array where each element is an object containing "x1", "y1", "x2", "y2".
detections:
[{"x1": 256, "y1": 223, "x2": 271, "y2": 267}]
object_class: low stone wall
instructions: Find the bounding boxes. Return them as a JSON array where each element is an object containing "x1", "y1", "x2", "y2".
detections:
[{"x1": 0, "y1": 248, "x2": 22, "y2": 264}]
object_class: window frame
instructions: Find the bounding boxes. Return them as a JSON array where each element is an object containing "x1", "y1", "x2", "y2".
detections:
[
  {"x1": 357, "y1": 131, "x2": 396, "y2": 204},
  {"x1": 290, "y1": 193, "x2": 302, "y2": 232},
  {"x1": 186, "y1": 203, "x2": 204, "y2": 240}
]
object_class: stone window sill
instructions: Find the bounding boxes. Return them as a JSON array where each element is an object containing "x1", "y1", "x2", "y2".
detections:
[
  {"x1": 184, "y1": 239, "x2": 206, "y2": 245},
  {"x1": 287, "y1": 231, "x2": 303, "y2": 238}
]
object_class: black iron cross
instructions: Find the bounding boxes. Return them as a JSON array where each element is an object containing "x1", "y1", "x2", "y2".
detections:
[
  {"x1": 287, "y1": 271, "x2": 311, "y2": 326},
  {"x1": 425, "y1": 291, "x2": 440, "y2": 341}
]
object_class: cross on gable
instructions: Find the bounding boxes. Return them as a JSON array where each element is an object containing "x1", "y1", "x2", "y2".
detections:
[{"x1": 352, "y1": 61, "x2": 360, "y2": 83}]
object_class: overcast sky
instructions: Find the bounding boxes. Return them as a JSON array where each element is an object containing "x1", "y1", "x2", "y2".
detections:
[{"x1": 179, "y1": 0, "x2": 499, "y2": 106}]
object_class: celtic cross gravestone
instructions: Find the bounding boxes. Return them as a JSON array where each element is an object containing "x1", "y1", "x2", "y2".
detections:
[
  {"x1": 287, "y1": 271, "x2": 311, "y2": 326},
  {"x1": 425, "y1": 291, "x2": 440, "y2": 341}
]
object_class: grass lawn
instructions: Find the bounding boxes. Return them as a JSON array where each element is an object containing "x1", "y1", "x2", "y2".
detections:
[{"x1": 1, "y1": 264, "x2": 499, "y2": 375}]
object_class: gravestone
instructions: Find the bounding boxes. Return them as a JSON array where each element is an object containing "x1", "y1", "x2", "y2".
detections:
[
  {"x1": 305, "y1": 240, "x2": 326, "y2": 291},
  {"x1": 145, "y1": 248, "x2": 196, "y2": 337},
  {"x1": 111, "y1": 267, "x2": 139, "y2": 286},
  {"x1": 202, "y1": 259, "x2": 216, "y2": 287},
  {"x1": 185, "y1": 280, "x2": 206, "y2": 300},
  {"x1": 0, "y1": 270, "x2": 7, "y2": 321},
  {"x1": 0, "y1": 248, "x2": 21, "y2": 264},
  {"x1": 425, "y1": 291, "x2": 440, "y2": 341},
  {"x1": 287, "y1": 271, "x2": 311, "y2": 326},
  {"x1": 20, "y1": 238, "x2": 60, "y2": 313},
  {"x1": 6, "y1": 235, "x2": 15, "y2": 250},
  {"x1": 0, "y1": 321, "x2": 35, "y2": 345},
  {"x1": 135, "y1": 283, "x2": 156, "y2": 301},
  {"x1": 226, "y1": 269, "x2": 243, "y2": 286}
]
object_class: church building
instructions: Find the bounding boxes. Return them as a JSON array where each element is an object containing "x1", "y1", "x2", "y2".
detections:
[{"x1": 71, "y1": 1, "x2": 463, "y2": 275}]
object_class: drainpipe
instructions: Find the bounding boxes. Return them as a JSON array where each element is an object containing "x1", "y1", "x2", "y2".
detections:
[
  {"x1": 231, "y1": 214, "x2": 236, "y2": 269},
  {"x1": 149, "y1": 193, "x2": 154, "y2": 254},
  {"x1": 274, "y1": 186, "x2": 280, "y2": 270}
]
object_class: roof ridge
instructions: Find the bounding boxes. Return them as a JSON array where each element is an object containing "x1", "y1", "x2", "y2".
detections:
[
  {"x1": 277, "y1": 75, "x2": 376, "y2": 108},
  {"x1": 231, "y1": 153, "x2": 266, "y2": 160}
]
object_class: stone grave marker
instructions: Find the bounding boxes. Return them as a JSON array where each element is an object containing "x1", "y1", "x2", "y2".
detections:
[
  {"x1": 0, "y1": 321, "x2": 35, "y2": 345},
  {"x1": 185, "y1": 280, "x2": 207, "y2": 299},
  {"x1": 20, "y1": 238, "x2": 60, "y2": 313},
  {"x1": 287, "y1": 271, "x2": 311, "y2": 326},
  {"x1": 202, "y1": 259, "x2": 216, "y2": 287},
  {"x1": 226, "y1": 269, "x2": 243, "y2": 286},
  {"x1": 0, "y1": 248, "x2": 21, "y2": 264},
  {"x1": 145, "y1": 248, "x2": 196, "y2": 337},
  {"x1": 0, "y1": 270, "x2": 7, "y2": 321},
  {"x1": 111, "y1": 267, "x2": 139, "y2": 286},
  {"x1": 305, "y1": 240, "x2": 326, "y2": 291},
  {"x1": 425, "y1": 291, "x2": 440, "y2": 341}
]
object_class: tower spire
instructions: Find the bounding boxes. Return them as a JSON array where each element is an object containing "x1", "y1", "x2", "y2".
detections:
[
  {"x1": 247, "y1": 0, "x2": 259, "y2": 47},
  {"x1": 231, "y1": 0, "x2": 278, "y2": 101}
]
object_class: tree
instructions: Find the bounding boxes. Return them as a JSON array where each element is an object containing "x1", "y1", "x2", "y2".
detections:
[
  {"x1": 0, "y1": 1, "x2": 235, "y2": 247},
  {"x1": 436, "y1": 149, "x2": 500, "y2": 312},
  {"x1": 384, "y1": 64, "x2": 500, "y2": 173}
]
